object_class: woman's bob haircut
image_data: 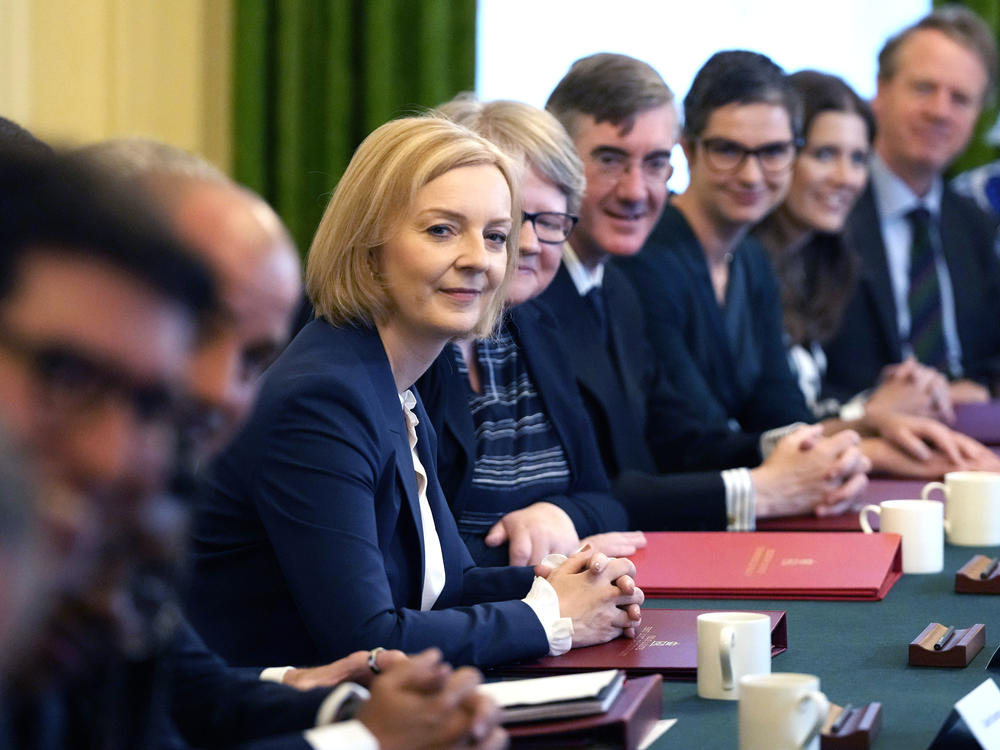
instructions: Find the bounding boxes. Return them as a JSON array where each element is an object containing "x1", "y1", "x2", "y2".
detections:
[{"x1": 306, "y1": 115, "x2": 520, "y2": 338}]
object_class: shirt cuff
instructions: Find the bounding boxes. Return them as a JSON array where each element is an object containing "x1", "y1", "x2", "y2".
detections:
[
  {"x1": 259, "y1": 666, "x2": 294, "y2": 683},
  {"x1": 838, "y1": 393, "x2": 867, "y2": 422},
  {"x1": 722, "y1": 467, "x2": 755, "y2": 531},
  {"x1": 522, "y1": 576, "x2": 574, "y2": 656},
  {"x1": 304, "y1": 719, "x2": 379, "y2": 750},
  {"x1": 759, "y1": 422, "x2": 808, "y2": 458}
]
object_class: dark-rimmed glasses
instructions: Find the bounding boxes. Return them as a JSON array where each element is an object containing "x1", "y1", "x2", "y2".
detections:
[
  {"x1": 522, "y1": 211, "x2": 578, "y2": 244},
  {"x1": 0, "y1": 326, "x2": 181, "y2": 426},
  {"x1": 698, "y1": 137, "x2": 800, "y2": 175}
]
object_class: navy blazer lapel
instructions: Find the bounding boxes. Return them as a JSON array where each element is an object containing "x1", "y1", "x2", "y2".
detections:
[
  {"x1": 347, "y1": 325, "x2": 426, "y2": 555},
  {"x1": 409, "y1": 389, "x2": 468, "y2": 600},
  {"x1": 536, "y1": 267, "x2": 649, "y2": 473},
  {"x1": 847, "y1": 185, "x2": 902, "y2": 357},
  {"x1": 602, "y1": 267, "x2": 649, "y2": 420},
  {"x1": 437, "y1": 350, "x2": 478, "y2": 515},
  {"x1": 541, "y1": 268, "x2": 622, "y2": 403}
]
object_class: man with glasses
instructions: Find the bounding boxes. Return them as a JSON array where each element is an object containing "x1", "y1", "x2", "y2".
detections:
[
  {"x1": 537, "y1": 53, "x2": 869, "y2": 531},
  {"x1": 823, "y1": 7, "x2": 1000, "y2": 403}
]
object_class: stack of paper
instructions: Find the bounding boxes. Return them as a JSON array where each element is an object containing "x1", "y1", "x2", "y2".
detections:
[{"x1": 479, "y1": 669, "x2": 625, "y2": 723}]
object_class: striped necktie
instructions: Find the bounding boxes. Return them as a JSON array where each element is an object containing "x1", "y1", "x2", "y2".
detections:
[{"x1": 906, "y1": 207, "x2": 947, "y2": 370}]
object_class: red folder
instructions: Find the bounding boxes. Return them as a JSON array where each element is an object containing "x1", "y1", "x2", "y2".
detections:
[
  {"x1": 491, "y1": 607, "x2": 786, "y2": 680},
  {"x1": 631, "y1": 532, "x2": 902, "y2": 600},
  {"x1": 507, "y1": 674, "x2": 663, "y2": 750}
]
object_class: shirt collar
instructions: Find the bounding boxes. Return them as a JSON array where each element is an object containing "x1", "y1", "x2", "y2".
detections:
[
  {"x1": 562, "y1": 242, "x2": 605, "y2": 295},
  {"x1": 870, "y1": 153, "x2": 943, "y2": 220}
]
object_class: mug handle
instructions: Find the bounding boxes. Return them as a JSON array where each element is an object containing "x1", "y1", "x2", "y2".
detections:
[
  {"x1": 797, "y1": 690, "x2": 830, "y2": 750},
  {"x1": 922, "y1": 481, "x2": 947, "y2": 502},
  {"x1": 923, "y1": 482, "x2": 949, "y2": 535},
  {"x1": 719, "y1": 626, "x2": 736, "y2": 690},
  {"x1": 858, "y1": 504, "x2": 881, "y2": 534}
]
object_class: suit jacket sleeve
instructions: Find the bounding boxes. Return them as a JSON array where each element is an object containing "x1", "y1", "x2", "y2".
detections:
[{"x1": 169, "y1": 620, "x2": 329, "y2": 748}]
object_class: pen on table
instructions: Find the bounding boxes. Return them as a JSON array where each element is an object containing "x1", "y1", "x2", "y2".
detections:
[
  {"x1": 830, "y1": 703, "x2": 854, "y2": 734},
  {"x1": 934, "y1": 626, "x2": 955, "y2": 651},
  {"x1": 981, "y1": 558, "x2": 999, "y2": 580}
]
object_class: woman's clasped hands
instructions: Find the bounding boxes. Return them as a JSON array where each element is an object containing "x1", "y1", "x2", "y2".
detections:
[{"x1": 536, "y1": 544, "x2": 644, "y2": 647}]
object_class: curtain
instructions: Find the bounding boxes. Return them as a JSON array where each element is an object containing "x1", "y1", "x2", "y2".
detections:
[
  {"x1": 933, "y1": 0, "x2": 1000, "y2": 175},
  {"x1": 232, "y1": 0, "x2": 477, "y2": 253}
]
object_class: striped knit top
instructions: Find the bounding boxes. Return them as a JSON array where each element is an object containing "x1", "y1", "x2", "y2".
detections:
[{"x1": 451, "y1": 323, "x2": 571, "y2": 540}]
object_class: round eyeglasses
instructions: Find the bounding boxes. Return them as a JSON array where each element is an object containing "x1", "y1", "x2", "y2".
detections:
[
  {"x1": 522, "y1": 211, "x2": 578, "y2": 244},
  {"x1": 698, "y1": 137, "x2": 800, "y2": 175}
]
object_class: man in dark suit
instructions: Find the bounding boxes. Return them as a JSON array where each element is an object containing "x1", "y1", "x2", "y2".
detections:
[
  {"x1": 824, "y1": 7, "x2": 1000, "y2": 403},
  {"x1": 536, "y1": 53, "x2": 869, "y2": 530}
]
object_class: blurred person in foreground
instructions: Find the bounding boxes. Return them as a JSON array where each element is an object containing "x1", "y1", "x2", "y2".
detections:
[{"x1": 68, "y1": 137, "x2": 510, "y2": 750}]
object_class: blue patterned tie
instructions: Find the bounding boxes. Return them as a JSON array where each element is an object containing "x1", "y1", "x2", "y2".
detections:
[{"x1": 906, "y1": 207, "x2": 947, "y2": 370}]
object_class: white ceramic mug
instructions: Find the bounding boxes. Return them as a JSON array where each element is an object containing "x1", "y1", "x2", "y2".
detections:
[
  {"x1": 858, "y1": 499, "x2": 943, "y2": 573},
  {"x1": 697, "y1": 612, "x2": 771, "y2": 700},
  {"x1": 922, "y1": 471, "x2": 1000, "y2": 546},
  {"x1": 739, "y1": 672, "x2": 829, "y2": 750}
]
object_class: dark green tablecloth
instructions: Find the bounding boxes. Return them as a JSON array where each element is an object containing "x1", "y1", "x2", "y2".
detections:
[{"x1": 645, "y1": 543, "x2": 1000, "y2": 748}]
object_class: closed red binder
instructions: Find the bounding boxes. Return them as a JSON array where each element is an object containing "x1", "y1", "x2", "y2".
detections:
[
  {"x1": 631, "y1": 532, "x2": 902, "y2": 600},
  {"x1": 507, "y1": 674, "x2": 663, "y2": 750},
  {"x1": 491, "y1": 607, "x2": 786, "y2": 680}
]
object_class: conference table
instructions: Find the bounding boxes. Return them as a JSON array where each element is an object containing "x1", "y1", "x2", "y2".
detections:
[
  {"x1": 640, "y1": 402, "x2": 1000, "y2": 749},
  {"x1": 644, "y1": 543, "x2": 998, "y2": 748}
]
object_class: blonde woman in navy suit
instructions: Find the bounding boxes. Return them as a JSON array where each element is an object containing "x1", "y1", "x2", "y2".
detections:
[{"x1": 188, "y1": 116, "x2": 643, "y2": 670}]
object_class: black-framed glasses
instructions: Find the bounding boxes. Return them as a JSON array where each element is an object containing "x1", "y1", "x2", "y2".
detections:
[
  {"x1": 522, "y1": 211, "x2": 578, "y2": 244},
  {"x1": 698, "y1": 137, "x2": 800, "y2": 175},
  {"x1": 0, "y1": 326, "x2": 181, "y2": 426},
  {"x1": 590, "y1": 150, "x2": 674, "y2": 186}
]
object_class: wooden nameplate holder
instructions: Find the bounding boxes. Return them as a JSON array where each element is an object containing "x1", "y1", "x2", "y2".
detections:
[
  {"x1": 821, "y1": 702, "x2": 882, "y2": 749},
  {"x1": 908, "y1": 623, "x2": 985, "y2": 667},
  {"x1": 955, "y1": 555, "x2": 1000, "y2": 593}
]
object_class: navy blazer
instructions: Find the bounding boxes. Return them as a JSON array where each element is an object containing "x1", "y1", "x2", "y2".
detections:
[
  {"x1": 187, "y1": 321, "x2": 546, "y2": 669},
  {"x1": 824, "y1": 184, "x2": 1000, "y2": 399},
  {"x1": 615, "y1": 205, "x2": 814, "y2": 434},
  {"x1": 417, "y1": 303, "x2": 627, "y2": 565}
]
